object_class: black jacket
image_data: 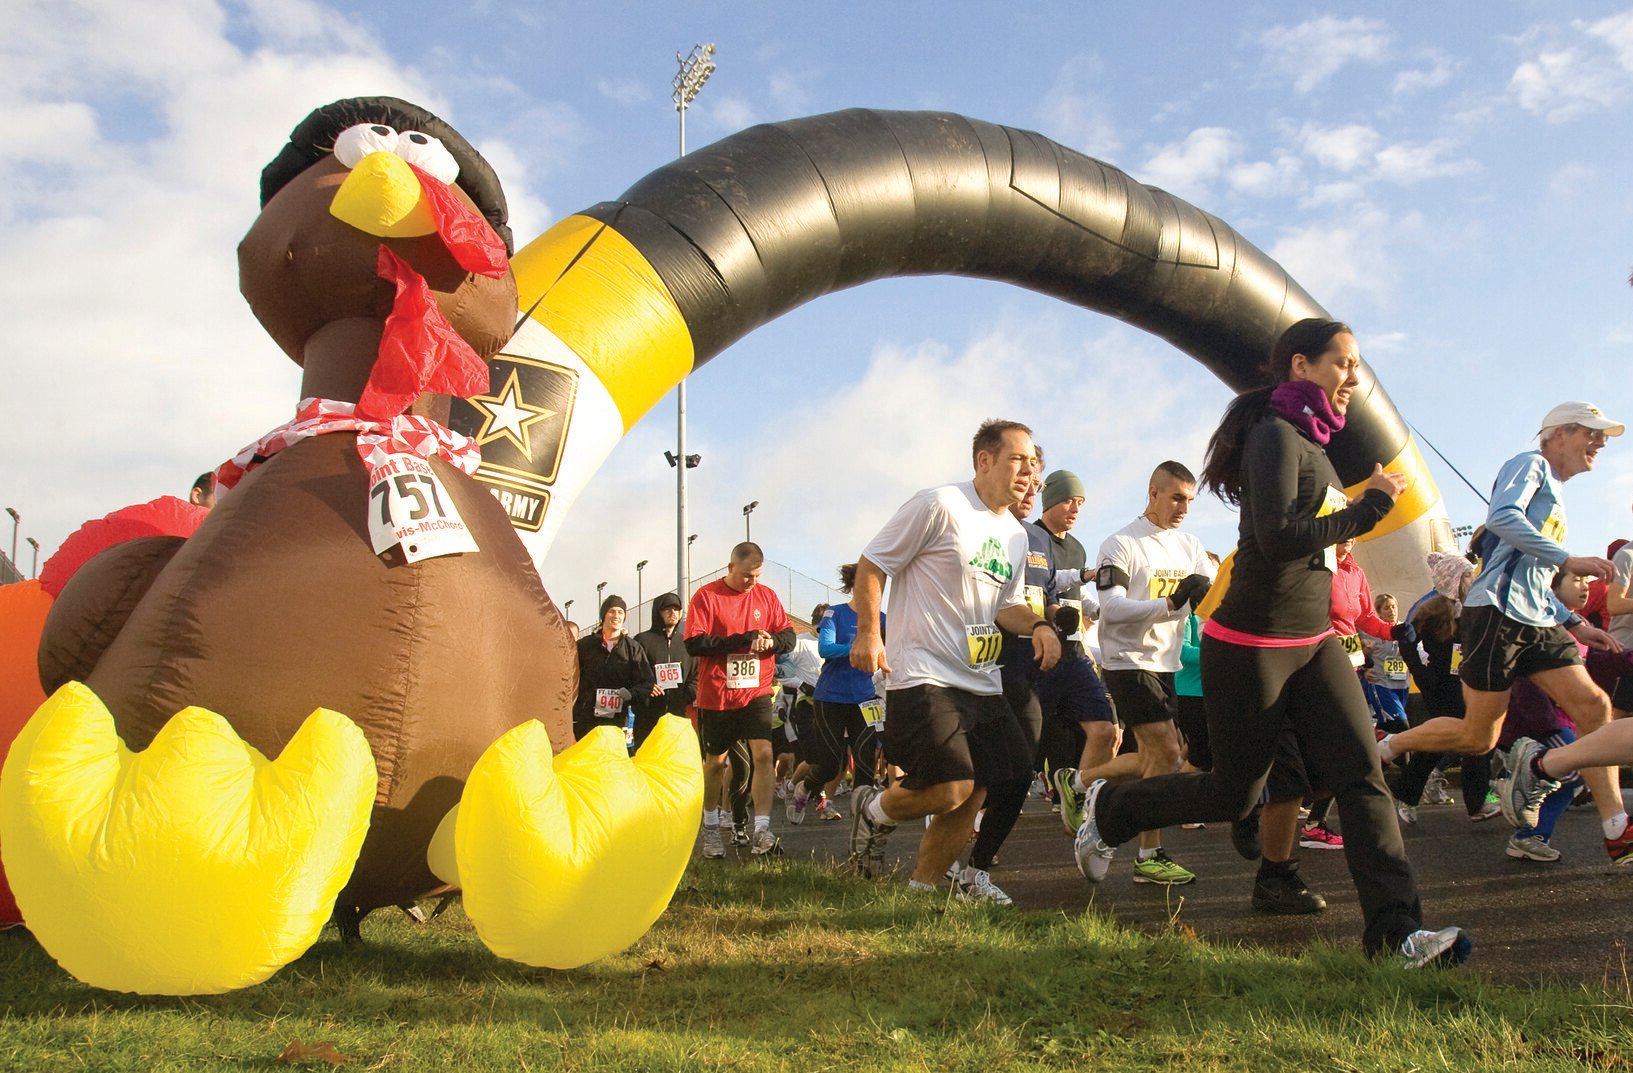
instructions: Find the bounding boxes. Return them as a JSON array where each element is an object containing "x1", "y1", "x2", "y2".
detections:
[
  {"x1": 573, "y1": 631, "x2": 654, "y2": 727},
  {"x1": 634, "y1": 597, "x2": 698, "y2": 718}
]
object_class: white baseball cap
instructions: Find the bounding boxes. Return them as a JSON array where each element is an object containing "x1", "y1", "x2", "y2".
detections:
[{"x1": 1538, "y1": 401, "x2": 1624, "y2": 437}]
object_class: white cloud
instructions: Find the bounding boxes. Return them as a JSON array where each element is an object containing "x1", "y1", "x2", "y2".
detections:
[
  {"x1": 1139, "y1": 127, "x2": 1242, "y2": 201},
  {"x1": 1293, "y1": 123, "x2": 1473, "y2": 186},
  {"x1": 1267, "y1": 207, "x2": 1402, "y2": 308},
  {"x1": 767, "y1": 69, "x2": 812, "y2": 118},
  {"x1": 1587, "y1": 9, "x2": 1633, "y2": 69},
  {"x1": 1260, "y1": 15, "x2": 1392, "y2": 94},
  {"x1": 1373, "y1": 139, "x2": 1476, "y2": 184},
  {"x1": 1393, "y1": 50, "x2": 1456, "y2": 95},
  {"x1": 0, "y1": 0, "x2": 550, "y2": 557},
  {"x1": 699, "y1": 95, "x2": 757, "y2": 138},
  {"x1": 1226, "y1": 153, "x2": 1303, "y2": 198},
  {"x1": 1038, "y1": 53, "x2": 1121, "y2": 158},
  {"x1": 540, "y1": 313, "x2": 1243, "y2": 617},
  {"x1": 1546, "y1": 161, "x2": 1598, "y2": 199},
  {"x1": 1298, "y1": 123, "x2": 1383, "y2": 173},
  {"x1": 1506, "y1": 11, "x2": 1633, "y2": 122},
  {"x1": 596, "y1": 77, "x2": 648, "y2": 107},
  {"x1": 1509, "y1": 47, "x2": 1623, "y2": 121}
]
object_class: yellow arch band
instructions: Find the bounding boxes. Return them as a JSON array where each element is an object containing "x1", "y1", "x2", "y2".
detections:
[
  {"x1": 510, "y1": 215, "x2": 694, "y2": 430},
  {"x1": 1348, "y1": 437, "x2": 1440, "y2": 542}
]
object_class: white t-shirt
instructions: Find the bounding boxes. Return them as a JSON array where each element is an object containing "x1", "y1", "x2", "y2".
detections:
[
  {"x1": 777, "y1": 635, "x2": 823, "y2": 689},
  {"x1": 1095, "y1": 515, "x2": 1214, "y2": 672},
  {"x1": 1610, "y1": 544, "x2": 1633, "y2": 650},
  {"x1": 861, "y1": 481, "x2": 1029, "y2": 695}
]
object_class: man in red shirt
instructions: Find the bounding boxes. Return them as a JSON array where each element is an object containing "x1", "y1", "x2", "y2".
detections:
[{"x1": 685, "y1": 541, "x2": 796, "y2": 856}]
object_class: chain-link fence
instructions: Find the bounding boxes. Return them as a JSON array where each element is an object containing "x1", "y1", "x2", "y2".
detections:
[{"x1": 576, "y1": 559, "x2": 839, "y2": 638}]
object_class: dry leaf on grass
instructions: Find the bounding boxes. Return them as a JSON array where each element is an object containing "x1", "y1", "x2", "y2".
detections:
[{"x1": 276, "y1": 1039, "x2": 353, "y2": 1066}]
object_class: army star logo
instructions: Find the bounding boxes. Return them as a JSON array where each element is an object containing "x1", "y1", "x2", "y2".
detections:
[{"x1": 469, "y1": 369, "x2": 557, "y2": 460}]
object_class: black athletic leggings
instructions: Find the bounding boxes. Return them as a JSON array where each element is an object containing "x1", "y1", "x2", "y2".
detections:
[
  {"x1": 799, "y1": 700, "x2": 882, "y2": 792},
  {"x1": 1095, "y1": 634, "x2": 1423, "y2": 954},
  {"x1": 970, "y1": 680, "x2": 1043, "y2": 871}
]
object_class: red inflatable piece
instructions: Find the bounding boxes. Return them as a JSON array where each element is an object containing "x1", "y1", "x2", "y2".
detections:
[
  {"x1": 38, "y1": 496, "x2": 207, "y2": 599},
  {"x1": 0, "y1": 579, "x2": 54, "y2": 926}
]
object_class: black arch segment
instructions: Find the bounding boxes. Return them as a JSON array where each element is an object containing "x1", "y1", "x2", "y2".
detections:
[{"x1": 578, "y1": 108, "x2": 1407, "y2": 484}]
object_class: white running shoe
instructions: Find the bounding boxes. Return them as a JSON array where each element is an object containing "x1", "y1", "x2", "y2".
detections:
[
  {"x1": 701, "y1": 825, "x2": 725, "y2": 859},
  {"x1": 954, "y1": 867, "x2": 1014, "y2": 906},
  {"x1": 1506, "y1": 834, "x2": 1561, "y2": 862},
  {"x1": 1399, "y1": 926, "x2": 1472, "y2": 968},
  {"x1": 1072, "y1": 779, "x2": 1115, "y2": 883},
  {"x1": 787, "y1": 784, "x2": 810, "y2": 825},
  {"x1": 750, "y1": 827, "x2": 781, "y2": 856}
]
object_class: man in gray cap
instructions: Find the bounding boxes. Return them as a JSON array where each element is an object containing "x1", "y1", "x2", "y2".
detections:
[
  {"x1": 1378, "y1": 401, "x2": 1630, "y2": 866},
  {"x1": 1033, "y1": 471, "x2": 1119, "y2": 823}
]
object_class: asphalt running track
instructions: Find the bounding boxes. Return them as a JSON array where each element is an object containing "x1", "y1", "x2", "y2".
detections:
[{"x1": 737, "y1": 784, "x2": 1633, "y2": 989}]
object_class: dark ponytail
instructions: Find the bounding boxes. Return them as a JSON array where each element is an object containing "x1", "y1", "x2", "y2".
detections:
[{"x1": 1200, "y1": 318, "x2": 1352, "y2": 506}]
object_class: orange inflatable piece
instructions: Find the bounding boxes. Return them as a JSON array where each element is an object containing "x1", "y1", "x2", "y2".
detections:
[{"x1": 0, "y1": 579, "x2": 53, "y2": 926}]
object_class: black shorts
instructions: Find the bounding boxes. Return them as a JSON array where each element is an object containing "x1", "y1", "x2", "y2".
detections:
[
  {"x1": 1104, "y1": 669, "x2": 1178, "y2": 728},
  {"x1": 1615, "y1": 672, "x2": 1633, "y2": 714},
  {"x1": 883, "y1": 684, "x2": 1031, "y2": 791},
  {"x1": 785, "y1": 692, "x2": 818, "y2": 758},
  {"x1": 1174, "y1": 693, "x2": 1211, "y2": 771},
  {"x1": 699, "y1": 693, "x2": 775, "y2": 755},
  {"x1": 1458, "y1": 603, "x2": 1583, "y2": 693},
  {"x1": 1039, "y1": 657, "x2": 1115, "y2": 725}
]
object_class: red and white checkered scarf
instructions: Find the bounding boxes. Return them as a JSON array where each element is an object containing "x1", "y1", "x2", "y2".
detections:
[{"x1": 215, "y1": 397, "x2": 479, "y2": 492}]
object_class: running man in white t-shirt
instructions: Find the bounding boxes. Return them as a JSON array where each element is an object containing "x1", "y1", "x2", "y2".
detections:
[
  {"x1": 1058, "y1": 460, "x2": 1214, "y2": 887},
  {"x1": 846, "y1": 420, "x2": 1062, "y2": 896}
]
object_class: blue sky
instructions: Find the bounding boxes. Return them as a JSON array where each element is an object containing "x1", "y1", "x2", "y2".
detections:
[{"x1": 4, "y1": 1, "x2": 1631, "y2": 618}]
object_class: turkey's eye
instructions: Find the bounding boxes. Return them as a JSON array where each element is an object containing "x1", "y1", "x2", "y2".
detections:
[
  {"x1": 333, "y1": 123, "x2": 399, "y2": 167},
  {"x1": 394, "y1": 130, "x2": 460, "y2": 185}
]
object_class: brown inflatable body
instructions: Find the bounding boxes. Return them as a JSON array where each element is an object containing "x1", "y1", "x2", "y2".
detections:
[{"x1": 77, "y1": 437, "x2": 574, "y2": 910}]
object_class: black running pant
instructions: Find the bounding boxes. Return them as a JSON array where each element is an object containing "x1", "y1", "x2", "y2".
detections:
[
  {"x1": 799, "y1": 700, "x2": 882, "y2": 792},
  {"x1": 1094, "y1": 634, "x2": 1422, "y2": 954},
  {"x1": 970, "y1": 679, "x2": 1043, "y2": 871}
]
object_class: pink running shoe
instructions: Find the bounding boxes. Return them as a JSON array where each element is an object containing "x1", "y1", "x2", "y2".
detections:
[{"x1": 1298, "y1": 823, "x2": 1344, "y2": 850}]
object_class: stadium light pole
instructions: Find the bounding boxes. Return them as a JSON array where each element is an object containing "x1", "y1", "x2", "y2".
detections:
[
  {"x1": 687, "y1": 533, "x2": 697, "y2": 593},
  {"x1": 596, "y1": 580, "x2": 607, "y2": 614},
  {"x1": 636, "y1": 559, "x2": 648, "y2": 613},
  {"x1": 672, "y1": 42, "x2": 716, "y2": 617},
  {"x1": 26, "y1": 537, "x2": 39, "y2": 579},
  {"x1": 742, "y1": 500, "x2": 758, "y2": 541},
  {"x1": 563, "y1": 598, "x2": 574, "y2": 624},
  {"x1": 5, "y1": 507, "x2": 17, "y2": 569}
]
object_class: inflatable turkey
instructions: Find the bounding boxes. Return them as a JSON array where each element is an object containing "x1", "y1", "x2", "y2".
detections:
[{"x1": 0, "y1": 97, "x2": 702, "y2": 995}]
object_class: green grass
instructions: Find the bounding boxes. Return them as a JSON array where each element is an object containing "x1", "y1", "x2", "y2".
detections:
[{"x1": 3, "y1": 860, "x2": 1630, "y2": 1071}]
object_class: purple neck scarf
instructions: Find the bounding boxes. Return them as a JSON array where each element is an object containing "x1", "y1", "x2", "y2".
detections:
[{"x1": 1270, "y1": 380, "x2": 1345, "y2": 446}]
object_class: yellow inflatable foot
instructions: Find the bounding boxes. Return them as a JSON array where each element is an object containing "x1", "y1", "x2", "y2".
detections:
[
  {"x1": 431, "y1": 714, "x2": 703, "y2": 969},
  {"x1": 0, "y1": 682, "x2": 376, "y2": 994}
]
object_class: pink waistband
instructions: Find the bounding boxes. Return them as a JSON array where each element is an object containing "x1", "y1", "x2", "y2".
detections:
[{"x1": 1202, "y1": 619, "x2": 1336, "y2": 649}]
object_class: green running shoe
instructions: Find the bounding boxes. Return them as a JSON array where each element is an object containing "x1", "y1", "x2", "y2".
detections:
[
  {"x1": 1131, "y1": 849, "x2": 1196, "y2": 886},
  {"x1": 1052, "y1": 766, "x2": 1085, "y2": 834}
]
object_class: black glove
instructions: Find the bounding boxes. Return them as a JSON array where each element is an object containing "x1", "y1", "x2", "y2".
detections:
[
  {"x1": 1392, "y1": 620, "x2": 1416, "y2": 647},
  {"x1": 1054, "y1": 605, "x2": 1082, "y2": 636},
  {"x1": 1169, "y1": 573, "x2": 1212, "y2": 611}
]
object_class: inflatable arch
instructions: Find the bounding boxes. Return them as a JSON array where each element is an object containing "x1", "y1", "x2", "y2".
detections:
[{"x1": 453, "y1": 108, "x2": 1451, "y2": 598}]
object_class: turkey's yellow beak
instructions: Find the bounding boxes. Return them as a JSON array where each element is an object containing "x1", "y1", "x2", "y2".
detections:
[{"x1": 329, "y1": 150, "x2": 437, "y2": 239}]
